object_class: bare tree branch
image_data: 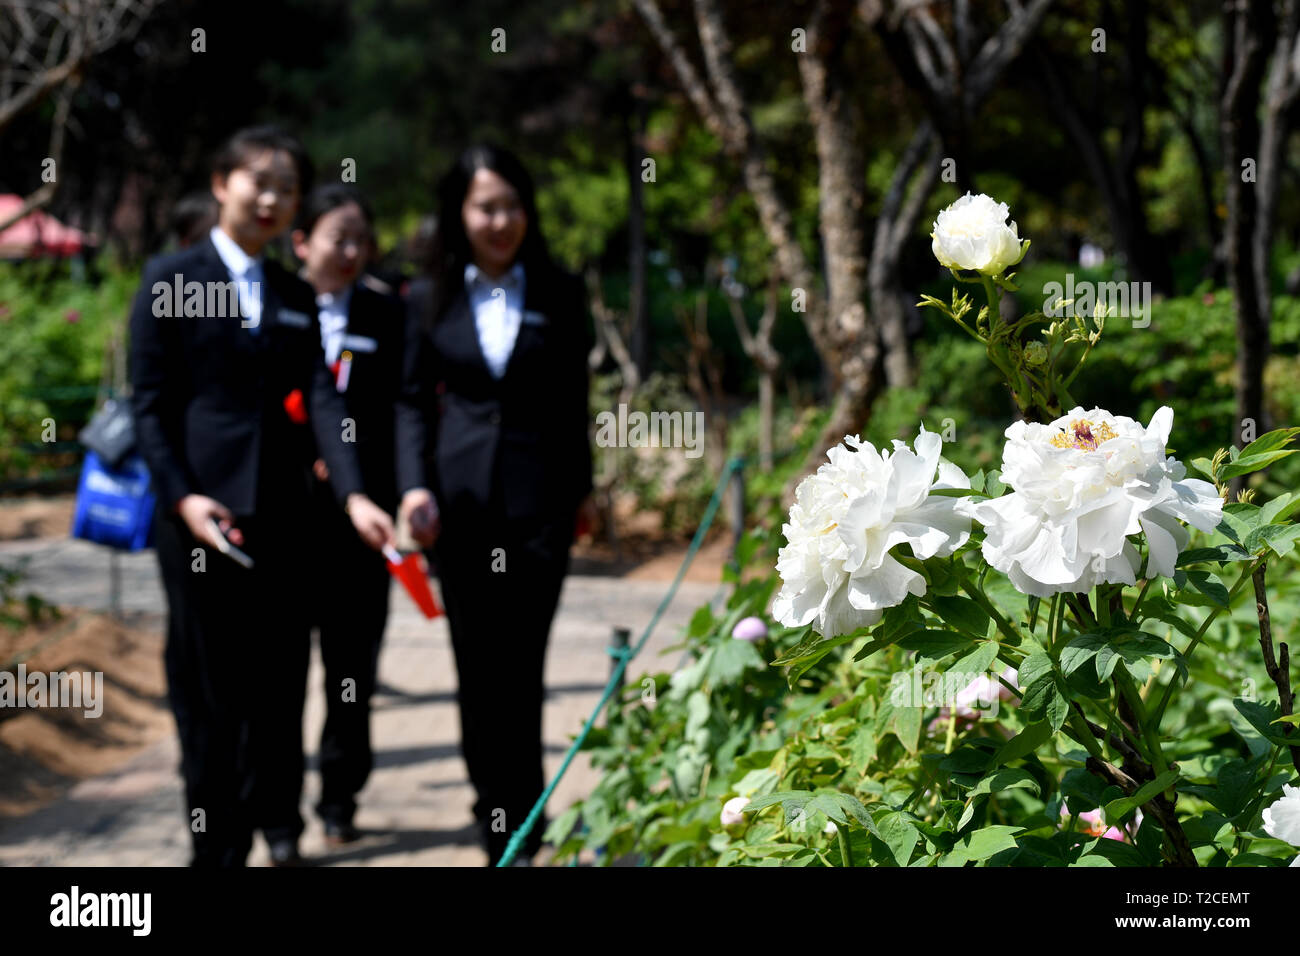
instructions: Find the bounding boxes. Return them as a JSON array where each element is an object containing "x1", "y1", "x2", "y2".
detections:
[
  {"x1": 967, "y1": 0, "x2": 1054, "y2": 103},
  {"x1": 635, "y1": 0, "x2": 825, "y2": 353},
  {"x1": 0, "y1": 0, "x2": 164, "y2": 232},
  {"x1": 585, "y1": 268, "x2": 641, "y2": 400},
  {"x1": 631, "y1": 0, "x2": 729, "y2": 146}
]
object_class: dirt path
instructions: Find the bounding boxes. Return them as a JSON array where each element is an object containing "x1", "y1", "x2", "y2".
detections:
[{"x1": 0, "y1": 531, "x2": 731, "y2": 866}]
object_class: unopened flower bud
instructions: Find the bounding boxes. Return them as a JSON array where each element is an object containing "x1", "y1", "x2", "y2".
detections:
[
  {"x1": 1023, "y1": 341, "x2": 1048, "y2": 366},
  {"x1": 731, "y1": 616, "x2": 768, "y2": 641},
  {"x1": 720, "y1": 796, "x2": 749, "y2": 827}
]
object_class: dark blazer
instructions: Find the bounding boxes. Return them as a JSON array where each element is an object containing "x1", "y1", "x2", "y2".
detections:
[
  {"x1": 396, "y1": 264, "x2": 593, "y2": 523},
  {"x1": 128, "y1": 234, "x2": 363, "y2": 515},
  {"x1": 311, "y1": 283, "x2": 406, "y2": 515}
]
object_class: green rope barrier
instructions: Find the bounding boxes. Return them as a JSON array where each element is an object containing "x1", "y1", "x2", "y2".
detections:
[{"x1": 497, "y1": 454, "x2": 746, "y2": 866}]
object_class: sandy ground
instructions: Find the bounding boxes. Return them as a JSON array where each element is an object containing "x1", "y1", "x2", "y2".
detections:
[
  {"x1": 0, "y1": 611, "x2": 168, "y2": 816},
  {"x1": 0, "y1": 495, "x2": 76, "y2": 542}
]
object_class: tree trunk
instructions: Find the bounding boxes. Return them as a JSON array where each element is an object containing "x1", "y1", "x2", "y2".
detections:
[
  {"x1": 794, "y1": 0, "x2": 881, "y2": 483},
  {"x1": 869, "y1": 120, "x2": 942, "y2": 389},
  {"x1": 758, "y1": 371, "x2": 774, "y2": 472},
  {"x1": 625, "y1": 85, "x2": 651, "y2": 380},
  {"x1": 1114, "y1": 0, "x2": 1173, "y2": 292},
  {"x1": 1034, "y1": 40, "x2": 1169, "y2": 293},
  {"x1": 1221, "y1": 0, "x2": 1275, "y2": 482}
]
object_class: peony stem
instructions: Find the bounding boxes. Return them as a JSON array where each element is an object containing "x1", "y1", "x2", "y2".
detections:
[
  {"x1": 1128, "y1": 578, "x2": 1154, "y2": 623},
  {"x1": 1116, "y1": 668, "x2": 1170, "y2": 777},
  {"x1": 1067, "y1": 712, "x2": 1108, "y2": 763},
  {"x1": 959, "y1": 573, "x2": 1027, "y2": 647},
  {"x1": 1061, "y1": 338, "x2": 1096, "y2": 389},
  {"x1": 838, "y1": 824, "x2": 853, "y2": 867},
  {"x1": 980, "y1": 276, "x2": 1000, "y2": 321},
  {"x1": 946, "y1": 309, "x2": 986, "y2": 344},
  {"x1": 1047, "y1": 594, "x2": 1063, "y2": 651}
]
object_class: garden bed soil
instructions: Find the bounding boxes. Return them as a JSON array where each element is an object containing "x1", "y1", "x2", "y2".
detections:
[{"x1": 0, "y1": 610, "x2": 169, "y2": 816}]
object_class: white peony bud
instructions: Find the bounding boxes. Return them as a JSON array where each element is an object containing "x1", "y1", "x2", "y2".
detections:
[
  {"x1": 930, "y1": 192, "x2": 1029, "y2": 276},
  {"x1": 720, "y1": 796, "x2": 749, "y2": 827}
]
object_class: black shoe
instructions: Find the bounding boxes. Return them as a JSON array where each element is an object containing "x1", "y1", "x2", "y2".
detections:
[
  {"x1": 323, "y1": 820, "x2": 361, "y2": 846},
  {"x1": 267, "y1": 839, "x2": 306, "y2": 867}
]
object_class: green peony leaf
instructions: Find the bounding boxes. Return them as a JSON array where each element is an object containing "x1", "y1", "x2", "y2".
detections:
[
  {"x1": 1103, "y1": 769, "x2": 1180, "y2": 821},
  {"x1": 1233, "y1": 699, "x2": 1298, "y2": 747},
  {"x1": 992, "y1": 721, "x2": 1054, "y2": 766},
  {"x1": 1217, "y1": 449, "x2": 1297, "y2": 481},
  {"x1": 1175, "y1": 543, "x2": 1252, "y2": 567},
  {"x1": 929, "y1": 594, "x2": 993, "y2": 638},
  {"x1": 969, "y1": 768, "x2": 1041, "y2": 798},
  {"x1": 1060, "y1": 633, "x2": 1107, "y2": 676},
  {"x1": 874, "y1": 810, "x2": 921, "y2": 866},
  {"x1": 959, "y1": 825, "x2": 1023, "y2": 861},
  {"x1": 1184, "y1": 569, "x2": 1231, "y2": 608}
]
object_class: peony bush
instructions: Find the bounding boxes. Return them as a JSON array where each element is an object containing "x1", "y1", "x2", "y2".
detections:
[{"x1": 548, "y1": 195, "x2": 1300, "y2": 867}]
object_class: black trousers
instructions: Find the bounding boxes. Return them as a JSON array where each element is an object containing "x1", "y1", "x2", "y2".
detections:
[
  {"x1": 155, "y1": 478, "x2": 312, "y2": 866},
  {"x1": 432, "y1": 486, "x2": 573, "y2": 865},
  {"x1": 310, "y1": 483, "x2": 391, "y2": 826}
]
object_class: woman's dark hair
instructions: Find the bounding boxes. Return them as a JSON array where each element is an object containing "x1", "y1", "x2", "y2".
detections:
[
  {"x1": 211, "y1": 124, "x2": 314, "y2": 196},
  {"x1": 169, "y1": 191, "x2": 218, "y2": 248},
  {"x1": 424, "y1": 144, "x2": 555, "y2": 324},
  {"x1": 296, "y1": 183, "x2": 374, "y2": 237}
]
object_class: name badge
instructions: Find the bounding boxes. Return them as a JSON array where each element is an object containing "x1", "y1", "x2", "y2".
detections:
[
  {"x1": 277, "y1": 308, "x2": 312, "y2": 329},
  {"x1": 522, "y1": 310, "x2": 549, "y2": 328},
  {"x1": 339, "y1": 333, "x2": 378, "y2": 353}
]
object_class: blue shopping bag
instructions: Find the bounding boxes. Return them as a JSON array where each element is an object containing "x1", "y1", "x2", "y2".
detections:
[{"x1": 71, "y1": 450, "x2": 156, "y2": 551}]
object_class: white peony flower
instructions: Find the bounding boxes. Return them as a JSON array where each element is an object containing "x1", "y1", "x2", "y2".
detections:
[
  {"x1": 1263, "y1": 784, "x2": 1300, "y2": 860},
  {"x1": 956, "y1": 406, "x2": 1222, "y2": 597},
  {"x1": 720, "y1": 796, "x2": 749, "y2": 827},
  {"x1": 930, "y1": 192, "x2": 1029, "y2": 276},
  {"x1": 772, "y1": 426, "x2": 971, "y2": 637}
]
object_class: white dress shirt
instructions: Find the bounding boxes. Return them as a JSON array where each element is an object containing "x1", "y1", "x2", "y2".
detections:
[
  {"x1": 464, "y1": 262, "x2": 525, "y2": 379},
  {"x1": 316, "y1": 285, "x2": 353, "y2": 365},
  {"x1": 209, "y1": 225, "x2": 265, "y2": 333}
]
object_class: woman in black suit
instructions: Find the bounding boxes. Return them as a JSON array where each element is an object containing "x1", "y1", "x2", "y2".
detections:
[
  {"x1": 395, "y1": 145, "x2": 595, "y2": 866},
  {"x1": 290, "y1": 184, "x2": 406, "y2": 846},
  {"x1": 128, "y1": 126, "x2": 395, "y2": 867}
]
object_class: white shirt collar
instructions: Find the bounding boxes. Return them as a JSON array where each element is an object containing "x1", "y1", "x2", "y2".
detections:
[
  {"x1": 316, "y1": 285, "x2": 353, "y2": 311},
  {"x1": 464, "y1": 261, "x2": 524, "y2": 288},
  {"x1": 209, "y1": 225, "x2": 262, "y2": 278}
]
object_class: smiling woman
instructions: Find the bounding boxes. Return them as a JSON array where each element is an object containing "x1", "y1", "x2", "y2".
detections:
[
  {"x1": 209, "y1": 134, "x2": 308, "y2": 255},
  {"x1": 396, "y1": 143, "x2": 595, "y2": 865}
]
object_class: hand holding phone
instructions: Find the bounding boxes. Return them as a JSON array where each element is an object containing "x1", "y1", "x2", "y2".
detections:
[{"x1": 205, "y1": 517, "x2": 254, "y2": 569}]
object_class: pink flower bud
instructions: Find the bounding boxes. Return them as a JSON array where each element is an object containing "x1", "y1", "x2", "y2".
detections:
[{"x1": 731, "y1": 616, "x2": 768, "y2": 641}]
